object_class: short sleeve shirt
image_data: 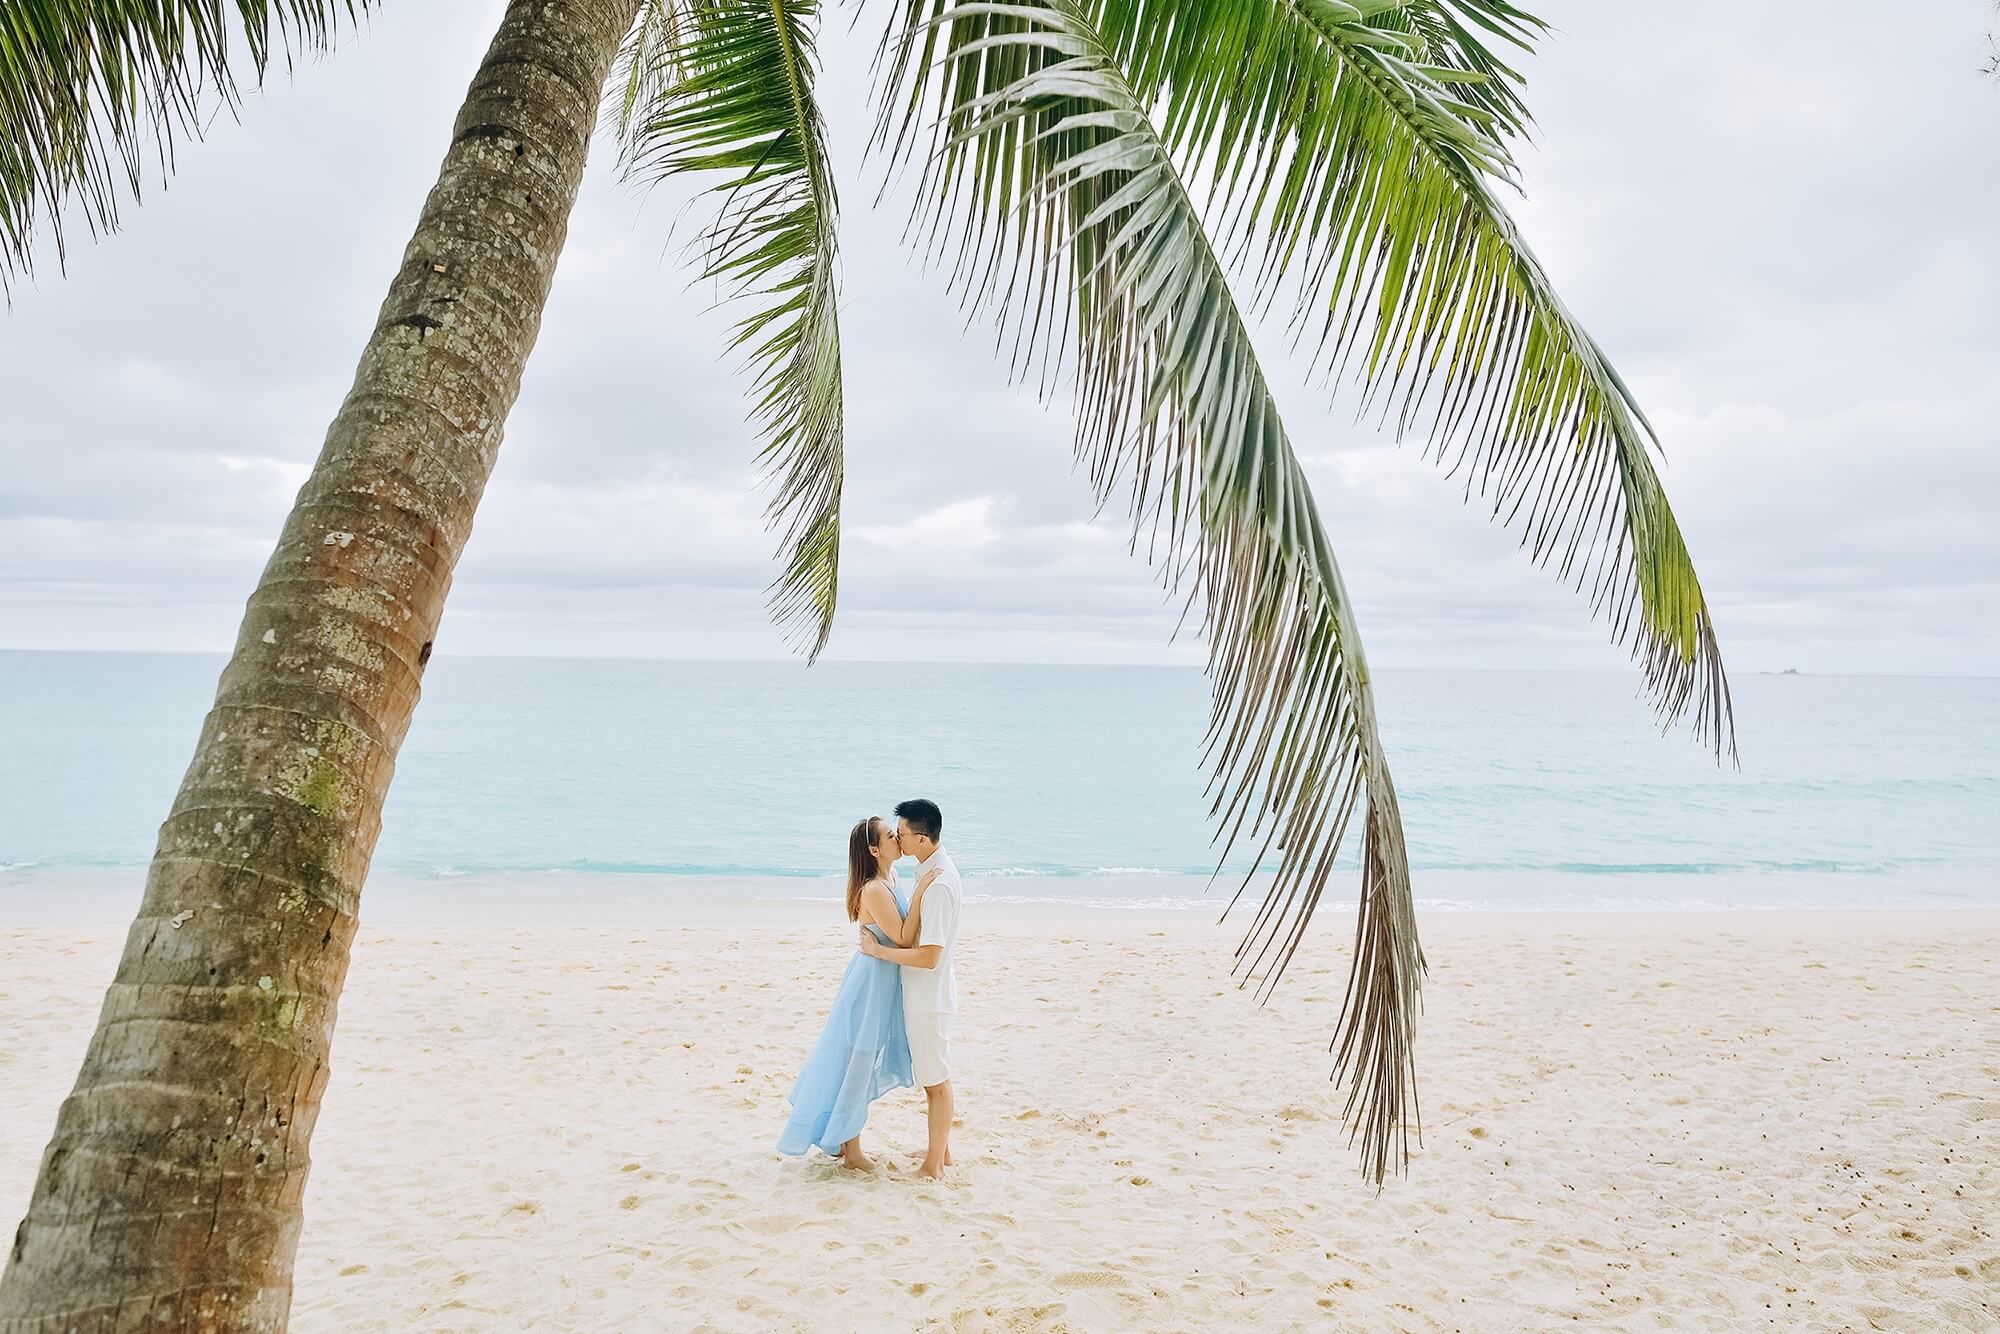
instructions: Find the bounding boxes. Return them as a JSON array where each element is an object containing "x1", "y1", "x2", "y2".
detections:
[{"x1": 904, "y1": 848, "x2": 961, "y2": 1014}]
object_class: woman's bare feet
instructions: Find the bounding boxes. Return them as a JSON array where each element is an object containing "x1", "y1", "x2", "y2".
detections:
[{"x1": 839, "y1": 1148, "x2": 875, "y2": 1171}]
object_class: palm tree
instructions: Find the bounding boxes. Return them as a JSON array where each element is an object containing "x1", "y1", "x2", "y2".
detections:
[{"x1": 0, "y1": 0, "x2": 1732, "y2": 1323}]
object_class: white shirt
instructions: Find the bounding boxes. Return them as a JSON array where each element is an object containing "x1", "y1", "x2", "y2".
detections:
[{"x1": 902, "y1": 847, "x2": 961, "y2": 1015}]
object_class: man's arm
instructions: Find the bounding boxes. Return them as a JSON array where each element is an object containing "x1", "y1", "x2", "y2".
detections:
[{"x1": 857, "y1": 931, "x2": 942, "y2": 969}]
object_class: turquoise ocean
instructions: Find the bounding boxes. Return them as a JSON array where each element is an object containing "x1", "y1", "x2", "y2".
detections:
[{"x1": 2, "y1": 652, "x2": 1995, "y2": 917}]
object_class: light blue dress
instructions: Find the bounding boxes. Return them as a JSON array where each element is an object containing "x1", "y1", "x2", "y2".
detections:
[{"x1": 777, "y1": 878, "x2": 915, "y2": 1157}]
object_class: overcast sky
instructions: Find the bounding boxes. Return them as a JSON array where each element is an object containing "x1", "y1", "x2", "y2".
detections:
[{"x1": 2, "y1": 2, "x2": 1995, "y2": 674}]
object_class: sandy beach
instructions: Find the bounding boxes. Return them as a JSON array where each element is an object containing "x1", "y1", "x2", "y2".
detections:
[{"x1": 3, "y1": 905, "x2": 1996, "y2": 1331}]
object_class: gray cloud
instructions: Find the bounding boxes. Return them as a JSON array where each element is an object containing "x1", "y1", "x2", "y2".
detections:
[{"x1": 2, "y1": 1, "x2": 1995, "y2": 675}]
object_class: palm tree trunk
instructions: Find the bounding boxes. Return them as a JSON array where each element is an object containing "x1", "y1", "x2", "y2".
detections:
[{"x1": 0, "y1": 1, "x2": 641, "y2": 1327}]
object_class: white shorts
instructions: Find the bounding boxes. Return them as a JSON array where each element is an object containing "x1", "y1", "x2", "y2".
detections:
[{"x1": 908, "y1": 1011, "x2": 954, "y2": 1088}]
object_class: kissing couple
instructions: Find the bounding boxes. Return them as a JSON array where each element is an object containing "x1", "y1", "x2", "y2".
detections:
[{"x1": 777, "y1": 799, "x2": 961, "y2": 1179}]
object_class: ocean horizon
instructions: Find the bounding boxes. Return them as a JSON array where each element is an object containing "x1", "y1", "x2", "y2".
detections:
[{"x1": 3, "y1": 650, "x2": 1996, "y2": 916}]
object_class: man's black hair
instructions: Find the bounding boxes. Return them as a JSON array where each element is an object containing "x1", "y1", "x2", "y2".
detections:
[{"x1": 894, "y1": 798, "x2": 943, "y2": 843}]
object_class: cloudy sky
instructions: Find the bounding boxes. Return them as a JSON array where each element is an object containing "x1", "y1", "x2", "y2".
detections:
[{"x1": 2, "y1": 2, "x2": 1995, "y2": 674}]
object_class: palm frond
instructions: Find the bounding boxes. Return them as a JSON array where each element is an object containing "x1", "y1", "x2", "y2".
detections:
[
  {"x1": 1373, "y1": 0, "x2": 1538, "y2": 145},
  {"x1": 878, "y1": 0, "x2": 1422, "y2": 1183},
  {"x1": 614, "y1": 1, "x2": 694, "y2": 142},
  {"x1": 1089, "y1": 0, "x2": 1735, "y2": 759},
  {"x1": 0, "y1": 1, "x2": 368, "y2": 291},
  {"x1": 618, "y1": 0, "x2": 845, "y2": 657}
]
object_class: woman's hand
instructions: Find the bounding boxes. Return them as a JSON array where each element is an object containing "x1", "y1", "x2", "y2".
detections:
[{"x1": 895, "y1": 868, "x2": 942, "y2": 947}]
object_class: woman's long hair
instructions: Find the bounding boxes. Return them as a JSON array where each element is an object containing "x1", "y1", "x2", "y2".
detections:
[{"x1": 846, "y1": 816, "x2": 884, "y2": 922}]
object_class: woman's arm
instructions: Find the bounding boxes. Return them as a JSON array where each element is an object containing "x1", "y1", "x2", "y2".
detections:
[
  {"x1": 889, "y1": 868, "x2": 941, "y2": 947},
  {"x1": 858, "y1": 880, "x2": 906, "y2": 943}
]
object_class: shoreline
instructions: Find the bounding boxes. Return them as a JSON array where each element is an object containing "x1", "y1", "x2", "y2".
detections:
[
  {"x1": 3, "y1": 864, "x2": 1996, "y2": 930},
  {"x1": 9, "y1": 905, "x2": 2000, "y2": 939}
]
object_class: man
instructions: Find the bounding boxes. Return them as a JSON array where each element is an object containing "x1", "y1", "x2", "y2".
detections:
[{"x1": 857, "y1": 797, "x2": 960, "y2": 1179}]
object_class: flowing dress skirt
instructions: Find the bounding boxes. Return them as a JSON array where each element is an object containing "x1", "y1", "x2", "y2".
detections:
[{"x1": 778, "y1": 934, "x2": 914, "y2": 1157}]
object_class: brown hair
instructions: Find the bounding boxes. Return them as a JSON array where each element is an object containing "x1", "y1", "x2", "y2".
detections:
[{"x1": 846, "y1": 816, "x2": 885, "y2": 922}]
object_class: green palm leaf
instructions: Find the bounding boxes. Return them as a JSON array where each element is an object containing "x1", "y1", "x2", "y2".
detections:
[
  {"x1": 0, "y1": 1, "x2": 368, "y2": 291},
  {"x1": 1092, "y1": 0, "x2": 1736, "y2": 757},
  {"x1": 879, "y1": 0, "x2": 1423, "y2": 1182},
  {"x1": 619, "y1": 0, "x2": 845, "y2": 657}
]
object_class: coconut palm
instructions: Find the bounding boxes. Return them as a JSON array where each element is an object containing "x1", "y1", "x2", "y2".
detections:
[{"x1": 0, "y1": 0, "x2": 1732, "y2": 1324}]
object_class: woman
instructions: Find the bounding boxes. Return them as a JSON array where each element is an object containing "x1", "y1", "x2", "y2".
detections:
[{"x1": 777, "y1": 815, "x2": 937, "y2": 1169}]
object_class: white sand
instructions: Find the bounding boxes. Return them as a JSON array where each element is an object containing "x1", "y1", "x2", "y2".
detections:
[{"x1": 3, "y1": 908, "x2": 1996, "y2": 1331}]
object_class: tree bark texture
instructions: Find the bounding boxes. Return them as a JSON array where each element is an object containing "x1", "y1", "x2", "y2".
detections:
[{"x1": 0, "y1": 1, "x2": 643, "y2": 1328}]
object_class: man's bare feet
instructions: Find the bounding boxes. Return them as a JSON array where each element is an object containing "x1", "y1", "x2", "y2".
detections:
[
  {"x1": 943, "y1": 1148, "x2": 956, "y2": 1167},
  {"x1": 918, "y1": 1159, "x2": 945, "y2": 1180}
]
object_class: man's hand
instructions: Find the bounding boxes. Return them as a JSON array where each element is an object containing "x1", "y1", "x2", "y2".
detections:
[{"x1": 857, "y1": 928, "x2": 882, "y2": 958}]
